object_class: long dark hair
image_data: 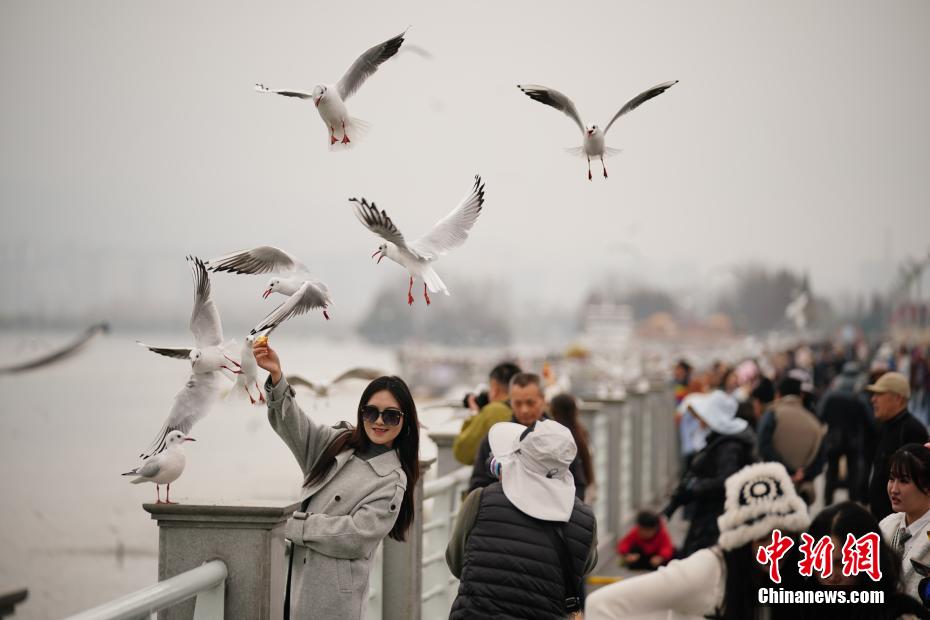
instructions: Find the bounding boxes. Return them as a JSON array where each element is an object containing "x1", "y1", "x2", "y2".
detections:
[
  {"x1": 716, "y1": 536, "x2": 803, "y2": 620},
  {"x1": 549, "y1": 393, "x2": 595, "y2": 486},
  {"x1": 303, "y1": 376, "x2": 420, "y2": 542}
]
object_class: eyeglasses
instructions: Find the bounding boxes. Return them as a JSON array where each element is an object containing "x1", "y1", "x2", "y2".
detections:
[{"x1": 360, "y1": 405, "x2": 405, "y2": 427}]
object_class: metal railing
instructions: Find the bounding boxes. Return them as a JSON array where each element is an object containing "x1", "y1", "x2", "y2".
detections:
[{"x1": 66, "y1": 560, "x2": 227, "y2": 620}]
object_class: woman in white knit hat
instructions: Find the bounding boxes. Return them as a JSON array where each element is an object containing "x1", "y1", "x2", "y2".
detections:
[{"x1": 586, "y1": 461, "x2": 810, "y2": 620}]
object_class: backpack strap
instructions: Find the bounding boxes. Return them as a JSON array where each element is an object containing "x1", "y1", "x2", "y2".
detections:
[{"x1": 541, "y1": 522, "x2": 582, "y2": 613}]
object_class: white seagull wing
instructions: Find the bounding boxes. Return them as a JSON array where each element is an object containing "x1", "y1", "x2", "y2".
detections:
[
  {"x1": 604, "y1": 80, "x2": 679, "y2": 134},
  {"x1": 138, "y1": 371, "x2": 223, "y2": 459},
  {"x1": 350, "y1": 197, "x2": 410, "y2": 250},
  {"x1": 250, "y1": 281, "x2": 332, "y2": 335},
  {"x1": 254, "y1": 84, "x2": 312, "y2": 99},
  {"x1": 336, "y1": 30, "x2": 406, "y2": 101},
  {"x1": 206, "y1": 246, "x2": 309, "y2": 277},
  {"x1": 409, "y1": 175, "x2": 485, "y2": 260},
  {"x1": 517, "y1": 84, "x2": 585, "y2": 135},
  {"x1": 187, "y1": 256, "x2": 223, "y2": 348},
  {"x1": 136, "y1": 341, "x2": 192, "y2": 360}
]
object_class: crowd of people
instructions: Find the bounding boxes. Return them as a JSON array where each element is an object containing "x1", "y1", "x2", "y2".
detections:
[{"x1": 253, "y1": 334, "x2": 930, "y2": 619}]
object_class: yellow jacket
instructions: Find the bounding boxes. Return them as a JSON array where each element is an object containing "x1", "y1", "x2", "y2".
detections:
[{"x1": 452, "y1": 400, "x2": 512, "y2": 465}]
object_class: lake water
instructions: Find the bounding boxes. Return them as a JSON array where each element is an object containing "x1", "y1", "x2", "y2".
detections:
[{"x1": 0, "y1": 328, "x2": 449, "y2": 618}]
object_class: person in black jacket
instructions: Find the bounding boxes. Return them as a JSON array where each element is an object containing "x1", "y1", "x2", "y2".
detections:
[
  {"x1": 467, "y1": 372, "x2": 587, "y2": 499},
  {"x1": 867, "y1": 372, "x2": 929, "y2": 520},
  {"x1": 665, "y1": 390, "x2": 757, "y2": 557},
  {"x1": 818, "y1": 362, "x2": 871, "y2": 504},
  {"x1": 446, "y1": 419, "x2": 597, "y2": 620}
]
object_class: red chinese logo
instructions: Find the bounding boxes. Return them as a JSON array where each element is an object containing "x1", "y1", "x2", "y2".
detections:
[
  {"x1": 797, "y1": 533, "x2": 834, "y2": 578},
  {"x1": 841, "y1": 532, "x2": 882, "y2": 582},
  {"x1": 756, "y1": 529, "x2": 794, "y2": 583},
  {"x1": 756, "y1": 530, "x2": 882, "y2": 583}
]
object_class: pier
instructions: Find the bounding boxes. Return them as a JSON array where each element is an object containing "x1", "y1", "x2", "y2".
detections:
[{"x1": 66, "y1": 381, "x2": 675, "y2": 619}]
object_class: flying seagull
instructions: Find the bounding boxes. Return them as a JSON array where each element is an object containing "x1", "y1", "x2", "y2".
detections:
[
  {"x1": 350, "y1": 175, "x2": 485, "y2": 306},
  {"x1": 0, "y1": 323, "x2": 109, "y2": 375},
  {"x1": 517, "y1": 80, "x2": 678, "y2": 180},
  {"x1": 137, "y1": 256, "x2": 241, "y2": 376},
  {"x1": 286, "y1": 367, "x2": 387, "y2": 398},
  {"x1": 255, "y1": 29, "x2": 407, "y2": 149}
]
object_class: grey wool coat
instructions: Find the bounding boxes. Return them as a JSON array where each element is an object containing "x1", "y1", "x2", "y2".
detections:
[{"x1": 266, "y1": 377, "x2": 407, "y2": 620}]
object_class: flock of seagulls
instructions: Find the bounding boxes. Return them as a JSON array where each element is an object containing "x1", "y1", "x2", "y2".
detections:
[{"x1": 123, "y1": 28, "x2": 678, "y2": 501}]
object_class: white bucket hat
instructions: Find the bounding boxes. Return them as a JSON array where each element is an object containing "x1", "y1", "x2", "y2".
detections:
[
  {"x1": 488, "y1": 419, "x2": 577, "y2": 522},
  {"x1": 688, "y1": 390, "x2": 747, "y2": 435}
]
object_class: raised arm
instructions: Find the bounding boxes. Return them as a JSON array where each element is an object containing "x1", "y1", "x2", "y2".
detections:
[{"x1": 254, "y1": 339, "x2": 341, "y2": 474}]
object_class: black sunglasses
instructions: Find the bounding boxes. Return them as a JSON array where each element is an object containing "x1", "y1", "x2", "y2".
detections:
[{"x1": 360, "y1": 405, "x2": 405, "y2": 427}]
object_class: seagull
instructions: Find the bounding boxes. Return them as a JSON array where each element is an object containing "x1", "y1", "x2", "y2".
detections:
[
  {"x1": 231, "y1": 335, "x2": 265, "y2": 405},
  {"x1": 254, "y1": 29, "x2": 406, "y2": 149},
  {"x1": 286, "y1": 367, "x2": 386, "y2": 398},
  {"x1": 137, "y1": 257, "x2": 242, "y2": 376},
  {"x1": 350, "y1": 175, "x2": 485, "y2": 306},
  {"x1": 123, "y1": 430, "x2": 196, "y2": 504},
  {"x1": 517, "y1": 80, "x2": 678, "y2": 180},
  {"x1": 0, "y1": 322, "x2": 109, "y2": 375},
  {"x1": 206, "y1": 245, "x2": 334, "y2": 335}
]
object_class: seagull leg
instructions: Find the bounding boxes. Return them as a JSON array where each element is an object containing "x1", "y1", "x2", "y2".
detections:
[
  {"x1": 601, "y1": 156, "x2": 608, "y2": 179},
  {"x1": 407, "y1": 277, "x2": 415, "y2": 306},
  {"x1": 165, "y1": 484, "x2": 177, "y2": 505},
  {"x1": 155, "y1": 485, "x2": 163, "y2": 504},
  {"x1": 423, "y1": 283, "x2": 432, "y2": 306},
  {"x1": 587, "y1": 156, "x2": 592, "y2": 181},
  {"x1": 330, "y1": 127, "x2": 338, "y2": 145},
  {"x1": 256, "y1": 382, "x2": 266, "y2": 403},
  {"x1": 341, "y1": 120, "x2": 351, "y2": 144}
]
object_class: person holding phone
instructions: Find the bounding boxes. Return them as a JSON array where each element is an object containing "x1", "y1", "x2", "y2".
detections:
[{"x1": 253, "y1": 338, "x2": 420, "y2": 620}]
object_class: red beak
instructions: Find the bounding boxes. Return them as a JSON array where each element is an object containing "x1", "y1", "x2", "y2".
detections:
[
  {"x1": 314, "y1": 97, "x2": 322, "y2": 107},
  {"x1": 377, "y1": 254, "x2": 385, "y2": 264},
  {"x1": 184, "y1": 437, "x2": 196, "y2": 442},
  {"x1": 262, "y1": 289, "x2": 271, "y2": 299},
  {"x1": 371, "y1": 249, "x2": 381, "y2": 258},
  {"x1": 587, "y1": 129, "x2": 594, "y2": 136}
]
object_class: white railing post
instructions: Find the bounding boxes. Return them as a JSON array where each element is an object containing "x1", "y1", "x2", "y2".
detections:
[
  {"x1": 143, "y1": 499, "x2": 296, "y2": 619},
  {"x1": 381, "y1": 458, "x2": 435, "y2": 620}
]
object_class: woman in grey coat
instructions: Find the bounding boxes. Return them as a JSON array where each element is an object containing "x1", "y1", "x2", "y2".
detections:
[{"x1": 253, "y1": 338, "x2": 420, "y2": 620}]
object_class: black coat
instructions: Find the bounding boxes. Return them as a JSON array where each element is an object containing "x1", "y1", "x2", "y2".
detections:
[
  {"x1": 680, "y1": 428, "x2": 757, "y2": 557},
  {"x1": 868, "y1": 409, "x2": 929, "y2": 520},
  {"x1": 449, "y1": 483, "x2": 595, "y2": 620},
  {"x1": 467, "y1": 415, "x2": 587, "y2": 499}
]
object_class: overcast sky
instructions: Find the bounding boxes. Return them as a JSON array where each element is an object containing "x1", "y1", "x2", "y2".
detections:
[{"x1": 2, "y1": 0, "x2": 928, "y2": 326}]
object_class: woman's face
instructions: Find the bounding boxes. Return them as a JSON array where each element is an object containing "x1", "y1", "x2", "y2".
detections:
[
  {"x1": 818, "y1": 535, "x2": 858, "y2": 588},
  {"x1": 888, "y1": 470, "x2": 930, "y2": 516},
  {"x1": 362, "y1": 389, "x2": 404, "y2": 448}
]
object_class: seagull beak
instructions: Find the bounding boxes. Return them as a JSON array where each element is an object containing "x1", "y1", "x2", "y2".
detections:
[
  {"x1": 262, "y1": 289, "x2": 272, "y2": 299},
  {"x1": 184, "y1": 436, "x2": 196, "y2": 442},
  {"x1": 371, "y1": 249, "x2": 381, "y2": 258},
  {"x1": 314, "y1": 96, "x2": 322, "y2": 107},
  {"x1": 377, "y1": 253, "x2": 385, "y2": 264},
  {"x1": 587, "y1": 129, "x2": 594, "y2": 136}
]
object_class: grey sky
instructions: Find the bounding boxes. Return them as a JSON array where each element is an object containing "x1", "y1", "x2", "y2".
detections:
[{"x1": 2, "y1": 0, "x2": 928, "y2": 326}]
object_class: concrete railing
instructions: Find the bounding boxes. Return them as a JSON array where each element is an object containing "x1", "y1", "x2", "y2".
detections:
[{"x1": 74, "y1": 384, "x2": 676, "y2": 620}]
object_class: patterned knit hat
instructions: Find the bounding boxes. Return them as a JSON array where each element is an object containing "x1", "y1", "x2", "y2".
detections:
[{"x1": 716, "y1": 462, "x2": 810, "y2": 550}]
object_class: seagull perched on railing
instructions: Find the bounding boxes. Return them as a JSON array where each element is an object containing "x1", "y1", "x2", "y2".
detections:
[
  {"x1": 254, "y1": 29, "x2": 406, "y2": 149},
  {"x1": 137, "y1": 256, "x2": 242, "y2": 376},
  {"x1": 350, "y1": 175, "x2": 485, "y2": 306},
  {"x1": 123, "y1": 430, "x2": 195, "y2": 504},
  {"x1": 517, "y1": 80, "x2": 678, "y2": 180}
]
